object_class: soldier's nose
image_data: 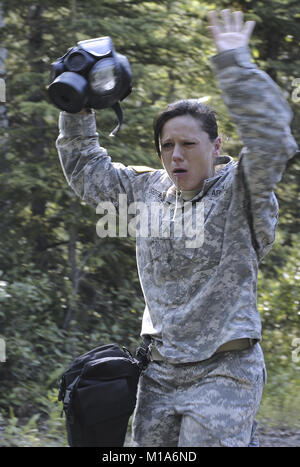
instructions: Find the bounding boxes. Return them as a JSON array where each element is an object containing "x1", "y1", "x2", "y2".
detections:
[{"x1": 172, "y1": 145, "x2": 184, "y2": 161}]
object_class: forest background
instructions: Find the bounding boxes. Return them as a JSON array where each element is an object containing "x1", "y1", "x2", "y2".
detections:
[{"x1": 0, "y1": 0, "x2": 299, "y2": 446}]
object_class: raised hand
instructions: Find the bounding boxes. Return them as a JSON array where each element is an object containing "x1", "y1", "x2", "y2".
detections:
[{"x1": 208, "y1": 9, "x2": 256, "y2": 53}]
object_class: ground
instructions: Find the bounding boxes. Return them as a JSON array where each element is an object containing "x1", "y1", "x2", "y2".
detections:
[
  {"x1": 257, "y1": 425, "x2": 300, "y2": 447},
  {"x1": 124, "y1": 425, "x2": 300, "y2": 447}
]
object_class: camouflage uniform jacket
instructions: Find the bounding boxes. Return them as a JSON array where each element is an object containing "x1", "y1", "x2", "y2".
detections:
[{"x1": 56, "y1": 46, "x2": 298, "y2": 363}]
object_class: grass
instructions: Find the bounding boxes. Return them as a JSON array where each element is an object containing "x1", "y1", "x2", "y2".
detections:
[
  {"x1": 1, "y1": 360, "x2": 299, "y2": 446},
  {"x1": 257, "y1": 366, "x2": 300, "y2": 430}
]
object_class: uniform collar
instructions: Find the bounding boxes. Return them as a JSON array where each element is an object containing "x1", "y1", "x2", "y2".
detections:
[{"x1": 162, "y1": 155, "x2": 234, "y2": 205}]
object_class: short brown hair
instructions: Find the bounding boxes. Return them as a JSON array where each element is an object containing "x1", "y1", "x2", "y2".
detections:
[{"x1": 153, "y1": 99, "x2": 218, "y2": 157}]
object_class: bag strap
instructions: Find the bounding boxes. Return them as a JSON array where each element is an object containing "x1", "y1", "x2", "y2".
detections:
[
  {"x1": 109, "y1": 102, "x2": 123, "y2": 137},
  {"x1": 135, "y1": 335, "x2": 152, "y2": 371},
  {"x1": 61, "y1": 374, "x2": 81, "y2": 422}
]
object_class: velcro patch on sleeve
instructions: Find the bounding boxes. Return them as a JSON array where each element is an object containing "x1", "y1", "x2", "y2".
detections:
[{"x1": 128, "y1": 165, "x2": 156, "y2": 174}]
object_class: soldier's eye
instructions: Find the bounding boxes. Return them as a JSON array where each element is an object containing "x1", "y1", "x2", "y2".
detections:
[{"x1": 161, "y1": 142, "x2": 173, "y2": 150}]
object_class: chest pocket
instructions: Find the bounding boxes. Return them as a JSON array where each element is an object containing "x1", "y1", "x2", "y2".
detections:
[
  {"x1": 146, "y1": 197, "x2": 227, "y2": 274},
  {"x1": 181, "y1": 197, "x2": 226, "y2": 269}
]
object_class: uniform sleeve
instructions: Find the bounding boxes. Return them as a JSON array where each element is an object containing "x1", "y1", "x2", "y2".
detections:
[
  {"x1": 211, "y1": 47, "x2": 299, "y2": 260},
  {"x1": 56, "y1": 110, "x2": 154, "y2": 209}
]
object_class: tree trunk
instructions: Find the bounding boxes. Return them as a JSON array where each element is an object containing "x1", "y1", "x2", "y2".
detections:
[
  {"x1": 27, "y1": 4, "x2": 49, "y2": 269},
  {"x1": 0, "y1": 1, "x2": 8, "y2": 137},
  {"x1": 63, "y1": 221, "x2": 80, "y2": 330}
]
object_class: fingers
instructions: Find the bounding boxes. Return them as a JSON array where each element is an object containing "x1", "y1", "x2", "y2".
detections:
[
  {"x1": 208, "y1": 9, "x2": 255, "y2": 35},
  {"x1": 242, "y1": 20, "x2": 256, "y2": 40},
  {"x1": 207, "y1": 10, "x2": 221, "y2": 41},
  {"x1": 207, "y1": 25, "x2": 219, "y2": 43},
  {"x1": 209, "y1": 9, "x2": 241, "y2": 33},
  {"x1": 221, "y1": 9, "x2": 231, "y2": 32},
  {"x1": 232, "y1": 11, "x2": 243, "y2": 32},
  {"x1": 208, "y1": 10, "x2": 221, "y2": 31},
  {"x1": 208, "y1": 10, "x2": 233, "y2": 32}
]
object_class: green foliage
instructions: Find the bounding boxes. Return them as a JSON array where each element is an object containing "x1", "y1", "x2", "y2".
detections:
[
  {"x1": 0, "y1": 0, "x2": 299, "y2": 446},
  {"x1": 257, "y1": 231, "x2": 300, "y2": 428},
  {"x1": 258, "y1": 365, "x2": 300, "y2": 429},
  {"x1": 0, "y1": 390, "x2": 68, "y2": 446}
]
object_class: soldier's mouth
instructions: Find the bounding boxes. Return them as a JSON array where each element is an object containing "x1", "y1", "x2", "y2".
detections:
[{"x1": 173, "y1": 168, "x2": 188, "y2": 176}]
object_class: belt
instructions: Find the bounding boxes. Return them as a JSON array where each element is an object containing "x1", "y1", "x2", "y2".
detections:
[
  {"x1": 149, "y1": 338, "x2": 255, "y2": 362},
  {"x1": 215, "y1": 338, "x2": 256, "y2": 354}
]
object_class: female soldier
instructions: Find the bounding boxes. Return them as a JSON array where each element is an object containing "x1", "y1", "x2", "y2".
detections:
[{"x1": 56, "y1": 10, "x2": 298, "y2": 446}]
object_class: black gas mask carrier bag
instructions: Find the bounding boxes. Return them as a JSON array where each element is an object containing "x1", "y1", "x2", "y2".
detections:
[{"x1": 58, "y1": 338, "x2": 151, "y2": 447}]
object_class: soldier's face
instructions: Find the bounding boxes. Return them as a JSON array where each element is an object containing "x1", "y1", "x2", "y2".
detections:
[{"x1": 160, "y1": 114, "x2": 221, "y2": 191}]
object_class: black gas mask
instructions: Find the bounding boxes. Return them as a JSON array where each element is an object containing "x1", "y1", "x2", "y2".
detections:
[{"x1": 48, "y1": 37, "x2": 132, "y2": 136}]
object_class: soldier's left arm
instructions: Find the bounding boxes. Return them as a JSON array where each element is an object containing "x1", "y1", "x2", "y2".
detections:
[{"x1": 209, "y1": 10, "x2": 299, "y2": 259}]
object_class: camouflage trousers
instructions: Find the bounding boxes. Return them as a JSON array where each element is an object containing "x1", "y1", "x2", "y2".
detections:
[{"x1": 131, "y1": 343, "x2": 266, "y2": 447}]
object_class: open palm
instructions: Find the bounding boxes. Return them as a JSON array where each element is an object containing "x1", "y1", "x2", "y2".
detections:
[{"x1": 208, "y1": 9, "x2": 256, "y2": 52}]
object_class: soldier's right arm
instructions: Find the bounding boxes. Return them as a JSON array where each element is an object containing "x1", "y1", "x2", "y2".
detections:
[{"x1": 56, "y1": 110, "x2": 154, "y2": 208}]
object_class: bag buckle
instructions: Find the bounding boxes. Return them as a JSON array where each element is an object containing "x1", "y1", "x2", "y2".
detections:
[{"x1": 135, "y1": 343, "x2": 151, "y2": 371}]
